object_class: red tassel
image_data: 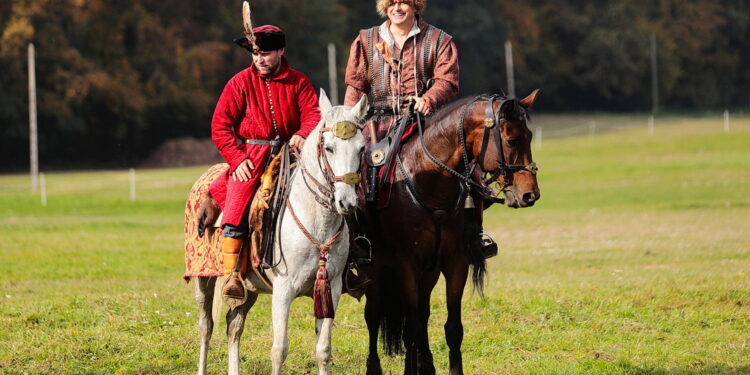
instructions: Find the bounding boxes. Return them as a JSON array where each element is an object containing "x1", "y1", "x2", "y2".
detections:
[{"x1": 313, "y1": 264, "x2": 335, "y2": 319}]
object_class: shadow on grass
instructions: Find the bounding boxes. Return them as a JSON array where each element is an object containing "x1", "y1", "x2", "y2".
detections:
[{"x1": 619, "y1": 363, "x2": 750, "y2": 375}]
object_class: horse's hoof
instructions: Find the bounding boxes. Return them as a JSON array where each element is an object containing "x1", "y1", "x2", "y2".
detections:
[{"x1": 365, "y1": 355, "x2": 383, "y2": 375}]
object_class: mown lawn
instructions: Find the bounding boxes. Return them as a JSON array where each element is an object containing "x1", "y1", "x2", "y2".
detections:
[{"x1": 1, "y1": 114, "x2": 749, "y2": 374}]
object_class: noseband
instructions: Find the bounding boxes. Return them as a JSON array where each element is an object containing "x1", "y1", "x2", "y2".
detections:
[{"x1": 300, "y1": 121, "x2": 362, "y2": 211}]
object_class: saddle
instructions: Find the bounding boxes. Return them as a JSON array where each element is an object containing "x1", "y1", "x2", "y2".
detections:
[
  {"x1": 364, "y1": 106, "x2": 419, "y2": 208},
  {"x1": 196, "y1": 146, "x2": 294, "y2": 273}
]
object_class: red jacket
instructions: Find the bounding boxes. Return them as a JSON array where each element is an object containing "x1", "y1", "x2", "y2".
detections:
[{"x1": 209, "y1": 57, "x2": 320, "y2": 226}]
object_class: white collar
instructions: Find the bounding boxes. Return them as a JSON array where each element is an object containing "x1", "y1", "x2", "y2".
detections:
[{"x1": 378, "y1": 17, "x2": 421, "y2": 50}]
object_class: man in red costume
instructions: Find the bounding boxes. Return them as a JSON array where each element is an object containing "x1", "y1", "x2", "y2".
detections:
[{"x1": 209, "y1": 25, "x2": 321, "y2": 301}]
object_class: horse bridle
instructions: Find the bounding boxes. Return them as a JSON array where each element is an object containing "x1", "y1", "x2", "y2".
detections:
[
  {"x1": 299, "y1": 121, "x2": 362, "y2": 211},
  {"x1": 410, "y1": 94, "x2": 538, "y2": 205},
  {"x1": 472, "y1": 95, "x2": 538, "y2": 195}
]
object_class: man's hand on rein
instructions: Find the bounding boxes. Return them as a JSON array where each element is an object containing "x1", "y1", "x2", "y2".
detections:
[
  {"x1": 290, "y1": 134, "x2": 306, "y2": 151},
  {"x1": 412, "y1": 96, "x2": 432, "y2": 116}
]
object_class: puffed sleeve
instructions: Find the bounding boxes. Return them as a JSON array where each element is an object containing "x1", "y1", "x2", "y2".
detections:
[
  {"x1": 211, "y1": 77, "x2": 247, "y2": 173},
  {"x1": 422, "y1": 35, "x2": 459, "y2": 111},
  {"x1": 294, "y1": 75, "x2": 321, "y2": 138},
  {"x1": 344, "y1": 32, "x2": 371, "y2": 106}
]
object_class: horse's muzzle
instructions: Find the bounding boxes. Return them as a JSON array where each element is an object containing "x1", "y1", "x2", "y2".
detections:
[{"x1": 505, "y1": 189, "x2": 540, "y2": 208}]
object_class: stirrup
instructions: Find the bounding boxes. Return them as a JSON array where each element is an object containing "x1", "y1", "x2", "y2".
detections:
[
  {"x1": 222, "y1": 273, "x2": 248, "y2": 309},
  {"x1": 479, "y1": 232, "x2": 498, "y2": 259},
  {"x1": 352, "y1": 234, "x2": 373, "y2": 265}
]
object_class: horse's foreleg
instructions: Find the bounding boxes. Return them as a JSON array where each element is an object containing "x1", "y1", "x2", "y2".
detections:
[
  {"x1": 195, "y1": 277, "x2": 217, "y2": 375},
  {"x1": 364, "y1": 267, "x2": 383, "y2": 375},
  {"x1": 226, "y1": 291, "x2": 258, "y2": 375},
  {"x1": 314, "y1": 275, "x2": 343, "y2": 375},
  {"x1": 443, "y1": 262, "x2": 469, "y2": 375},
  {"x1": 416, "y1": 271, "x2": 439, "y2": 375},
  {"x1": 271, "y1": 284, "x2": 295, "y2": 375}
]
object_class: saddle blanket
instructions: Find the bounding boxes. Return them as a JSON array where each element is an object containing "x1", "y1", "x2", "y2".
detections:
[{"x1": 183, "y1": 163, "x2": 229, "y2": 282}]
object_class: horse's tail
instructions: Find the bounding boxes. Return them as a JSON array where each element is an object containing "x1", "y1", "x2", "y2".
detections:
[
  {"x1": 378, "y1": 266, "x2": 406, "y2": 356},
  {"x1": 464, "y1": 203, "x2": 487, "y2": 296}
]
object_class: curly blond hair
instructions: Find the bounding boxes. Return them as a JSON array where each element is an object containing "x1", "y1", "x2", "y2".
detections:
[{"x1": 376, "y1": 0, "x2": 426, "y2": 18}]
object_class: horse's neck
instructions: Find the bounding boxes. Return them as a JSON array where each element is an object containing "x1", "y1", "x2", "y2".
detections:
[
  {"x1": 398, "y1": 103, "x2": 479, "y2": 205},
  {"x1": 403, "y1": 116, "x2": 466, "y2": 179}
]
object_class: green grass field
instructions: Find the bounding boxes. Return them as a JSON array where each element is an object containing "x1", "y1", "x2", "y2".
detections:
[{"x1": 1, "y1": 115, "x2": 749, "y2": 374}]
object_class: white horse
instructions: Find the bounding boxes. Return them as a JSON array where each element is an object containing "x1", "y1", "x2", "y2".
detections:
[{"x1": 193, "y1": 90, "x2": 367, "y2": 375}]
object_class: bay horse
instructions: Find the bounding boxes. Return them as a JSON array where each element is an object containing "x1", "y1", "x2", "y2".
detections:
[
  {"x1": 191, "y1": 91, "x2": 367, "y2": 375},
  {"x1": 363, "y1": 91, "x2": 540, "y2": 375}
]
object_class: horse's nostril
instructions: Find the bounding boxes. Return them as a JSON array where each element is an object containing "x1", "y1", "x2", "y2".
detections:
[{"x1": 522, "y1": 192, "x2": 536, "y2": 203}]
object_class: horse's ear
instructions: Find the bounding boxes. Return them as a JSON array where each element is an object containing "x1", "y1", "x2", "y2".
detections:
[
  {"x1": 500, "y1": 99, "x2": 516, "y2": 119},
  {"x1": 319, "y1": 89, "x2": 332, "y2": 114},
  {"x1": 520, "y1": 89, "x2": 540, "y2": 110},
  {"x1": 351, "y1": 94, "x2": 369, "y2": 121}
]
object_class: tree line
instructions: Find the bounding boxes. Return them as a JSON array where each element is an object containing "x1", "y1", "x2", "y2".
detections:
[{"x1": 1, "y1": 0, "x2": 748, "y2": 170}]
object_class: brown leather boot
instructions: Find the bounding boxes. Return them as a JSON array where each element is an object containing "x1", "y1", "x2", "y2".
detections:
[
  {"x1": 344, "y1": 265, "x2": 373, "y2": 300},
  {"x1": 222, "y1": 237, "x2": 247, "y2": 301}
]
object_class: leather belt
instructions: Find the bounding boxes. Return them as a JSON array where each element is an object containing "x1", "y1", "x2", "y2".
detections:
[
  {"x1": 367, "y1": 108, "x2": 400, "y2": 117},
  {"x1": 237, "y1": 138, "x2": 282, "y2": 146}
]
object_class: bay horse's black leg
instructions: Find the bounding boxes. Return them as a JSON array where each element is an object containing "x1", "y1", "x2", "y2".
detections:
[
  {"x1": 365, "y1": 268, "x2": 383, "y2": 375},
  {"x1": 416, "y1": 270, "x2": 440, "y2": 375},
  {"x1": 443, "y1": 260, "x2": 469, "y2": 375},
  {"x1": 401, "y1": 269, "x2": 420, "y2": 375}
]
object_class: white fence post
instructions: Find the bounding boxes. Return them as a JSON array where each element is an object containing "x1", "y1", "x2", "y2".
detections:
[
  {"x1": 327, "y1": 43, "x2": 339, "y2": 105},
  {"x1": 724, "y1": 109, "x2": 730, "y2": 133},
  {"x1": 535, "y1": 126, "x2": 542, "y2": 150},
  {"x1": 648, "y1": 115, "x2": 654, "y2": 136},
  {"x1": 29, "y1": 43, "x2": 39, "y2": 193},
  {"x1": 129, "y1": 168, "x2": 136, "y2": 201},
  {"x1": 40, "y1": 172, "x2": 47, "y2": 207}
]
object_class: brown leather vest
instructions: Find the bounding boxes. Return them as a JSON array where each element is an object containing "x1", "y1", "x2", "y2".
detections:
[{"x1": 360, "y1": 25, "x2": 447, "y2": 110}]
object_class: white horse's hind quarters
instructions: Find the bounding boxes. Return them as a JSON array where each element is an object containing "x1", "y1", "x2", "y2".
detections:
[{"x1": 192, "y1": 90, "x2": 368, "y2": 375}]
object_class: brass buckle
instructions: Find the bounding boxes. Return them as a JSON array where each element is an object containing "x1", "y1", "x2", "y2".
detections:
[{"x1": 341, "y1": 173, "x2": 360, "y2": 185}]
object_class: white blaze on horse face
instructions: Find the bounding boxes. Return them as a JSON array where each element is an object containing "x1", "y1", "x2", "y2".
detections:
[{"x1": 323, "y1": 130, "x2": 364, "y2": 215}]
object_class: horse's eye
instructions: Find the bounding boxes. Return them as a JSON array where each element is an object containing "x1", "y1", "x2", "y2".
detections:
[{"x1": 325, "y1": 146, "x2": 334, "y2": 153}]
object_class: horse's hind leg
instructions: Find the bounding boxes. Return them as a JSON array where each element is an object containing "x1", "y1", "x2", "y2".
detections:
[
  {"x1": 226, "y1": 291, "x2": 258, "y2": 375},
  {"x1": 443, "y1": 262, "x2": 469, "y2": 375},
  {"x1": 314, "y1": 276, "x2": 343, "y2": 375},
  {"x1": 195, "y1": 276, "x2": 217, "y2": 375},
  {"x1": 364, "y1": 268, "x2": 383, "y2": 375},
  {"x1": 415, "y1": 271, "x2": 439, "y2": 375}
]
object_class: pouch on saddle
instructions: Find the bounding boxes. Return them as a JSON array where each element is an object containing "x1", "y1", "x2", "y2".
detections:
[{"x1": 364, "y1": 106, "x2": 418, "y2": 204}]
